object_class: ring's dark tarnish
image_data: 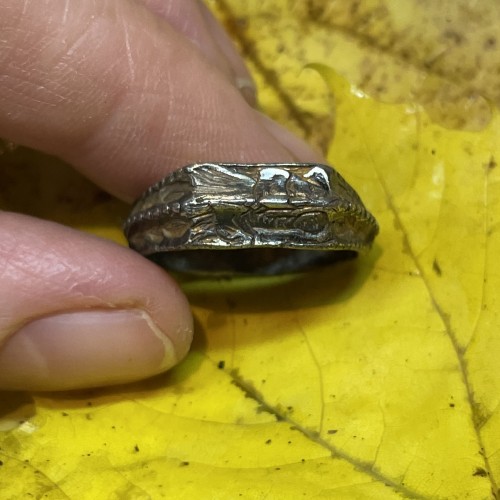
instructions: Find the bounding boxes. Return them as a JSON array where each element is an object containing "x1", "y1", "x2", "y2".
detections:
[{"x1": 124, "y1": 163, "x2": 379, "y2": 275}]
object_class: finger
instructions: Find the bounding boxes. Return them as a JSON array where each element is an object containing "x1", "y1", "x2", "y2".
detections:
[
  {"x1": 0, "y1": 212, "x2": 193, "y2": 391},
  {"x1": 0, "y1": 0, "x2": 323, "y2": 203},
  {"x1": 138, "y1": 0, "x2": 256, "y2": 104}
]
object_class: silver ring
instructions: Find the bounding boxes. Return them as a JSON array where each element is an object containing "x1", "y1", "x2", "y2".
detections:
[{"x1": 124, "y1": 163, "x2": 378, "y2": 275}]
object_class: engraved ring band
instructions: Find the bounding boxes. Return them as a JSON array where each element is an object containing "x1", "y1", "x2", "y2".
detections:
[{"x1": 123, "y1": 163, "x2": 379, "y2": 275}]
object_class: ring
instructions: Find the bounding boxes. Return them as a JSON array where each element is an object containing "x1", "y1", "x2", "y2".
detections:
[{"x1": 123, "y1": 163, "x2": 379, "y2": 275}]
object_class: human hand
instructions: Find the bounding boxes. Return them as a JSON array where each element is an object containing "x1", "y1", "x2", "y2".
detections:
[{"x1": 0, "y1": 0, "x2": 322, "y2": 390}]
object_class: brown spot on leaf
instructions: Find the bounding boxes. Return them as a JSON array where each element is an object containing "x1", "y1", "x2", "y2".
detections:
[
  {"x1": 433, "y1": 259, "x2": 442, "y2": 276},
  {"x1": 485, "y1": 156, "x2": 497, "y2": 170},
  {"x1": 472, "y1": 467, "x2": 488, "y2": 477},
  {"x1": 484, "y1": 37, "x2": 497, "y2": 50}
]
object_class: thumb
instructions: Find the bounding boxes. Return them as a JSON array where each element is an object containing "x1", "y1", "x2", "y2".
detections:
[{"x1": 0, "y1": 213, "x2": 193, "y2": 391}]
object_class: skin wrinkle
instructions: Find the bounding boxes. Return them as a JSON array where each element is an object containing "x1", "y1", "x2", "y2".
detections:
[
  {"x1": 1, "y1": 0, "x2": 306, "y2": 204},
  {"x1": 6, "y1": 2, "x2": 150, "y2": 151},
  {"x1": 0, "y1": 257, "x2": 113, "y2": 322},
  {"x1": 25, "y1": 3, "x2": 97, "y2": 72},
  {"x1": 0, "y1": 246, "x2": 71, "y2": 289},
  {"x1": 61, "y1": 0, "x2": 70, "y2": 25},
  {"x1": 62, "y1": 17, "x2": 100, "y2": 59},
  {"x1": 119, "y1": 4, "x2": 137, "y2": 82},
  {"x1": 0, "y1": 214, "x2": 189, "y2": 344},
  {"x1": 140, "y1": 0, "x2": 230, "y2": 75},
  {"x1": 0, "y1": 0, "x2": 328, "y2": 389},
  {"x1": 60, "y1": 20, "x2": 135, "y2": 128},
  {"x1": 62, "y1": 16, "x2": 186, "y2": 194}
]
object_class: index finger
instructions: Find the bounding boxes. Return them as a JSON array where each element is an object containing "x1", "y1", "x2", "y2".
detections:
[{"x1": 0, "y1": 0, "x2": 322, "y2": 202}]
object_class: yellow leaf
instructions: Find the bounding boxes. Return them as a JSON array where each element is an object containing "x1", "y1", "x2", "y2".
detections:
[{"x1": 1, "y1": 1, "x2": 500, "y2": 498}]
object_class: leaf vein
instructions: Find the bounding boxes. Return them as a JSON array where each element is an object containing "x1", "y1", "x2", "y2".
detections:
[{"x1": 229, "y1": 369, "x2": 428, "y2": 499}]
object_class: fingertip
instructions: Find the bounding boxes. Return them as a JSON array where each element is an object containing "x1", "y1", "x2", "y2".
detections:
[
  {"x1": 0, "y1": 307, "x2": 193, "y2": 391},
  {"x1": 142, "y1": 294, "x2": 194, "y2": 366},
  {"x1": 256, "y1": 112, "x2": 325, "y2": 163},
  {"x1": 0, "y1": 213, "x2": 194, "y2": 391}
]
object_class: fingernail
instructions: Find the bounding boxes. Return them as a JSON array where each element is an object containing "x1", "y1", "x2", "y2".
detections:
[
  {"x1": 0, "y1": 309, "x2": 192, "y2": 391},
  {"x1": 198, "y1": 1, "x2": 257, "y2": 107},
  {"x1": 236, "y1": 77, "x2": 258, "y2": 108},
  {"x1": 257, "y1": 112, "x2": 325, "y2": 162}
]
